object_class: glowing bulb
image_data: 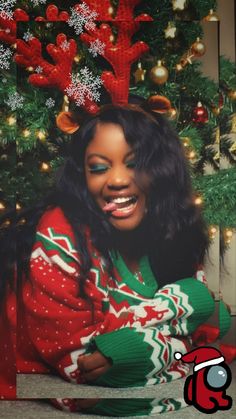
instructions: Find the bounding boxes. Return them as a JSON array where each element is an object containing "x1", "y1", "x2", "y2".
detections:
[
  {"x1": 23, "y1": 129, "x2": 31, "y2": 138},
  {"x1": 189, "y1": 151, "x2": 196, "y2": 159},
  {"x1": 195, "y1": 197, "x2": 203, "y2": 205},
  {"x1": 7, "y1": 116, "x2": 16, "y2": 125},
  {"x1": 16, "y1": 203, "x2": 22, "y2": 210},
  {"x1": 210, "y1": 227, "x2": 217, "y2": 234},
  {"x1": 0, "y1": 202, "x2": 6, "y2": 210},
  {"x1": 40, "y1": 162, "x2": 50, "y2": 172},
  {"x1": 37, "y1": 130, "x2": 46, "y2": 141},
  {"x1": 225, "y1": 230, "x2": 233, "y2": 238}
]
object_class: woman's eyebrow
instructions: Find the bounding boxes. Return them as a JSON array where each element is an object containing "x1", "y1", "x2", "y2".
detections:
[{"x1": 86, "y1": 151, "x2": 134, "y2": 162}]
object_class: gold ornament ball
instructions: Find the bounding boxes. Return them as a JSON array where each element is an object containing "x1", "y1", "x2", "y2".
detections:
[
  {"x1": 204, "y1": 9, "x2": 219, "y2": 21},
  {"x1": 74, "y1": 54, "x2": 81, "y2": 63},
  {"x1": 172, "y1": 0, "x2": 187, "y2": 11},
  {"x1": 150, "y1": 61, "x2": 169, "y2": 85},
  {"x1": 191, "y1": 38, "x2": 206, "y2": 57},
  {"x1": 228, "y1": 90, "x2": 236, "y2": 100}
]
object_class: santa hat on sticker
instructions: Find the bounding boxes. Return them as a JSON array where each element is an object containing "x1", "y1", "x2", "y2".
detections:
[{"x1": 174, "y1": 347, "x2": 225, "y2": 372}]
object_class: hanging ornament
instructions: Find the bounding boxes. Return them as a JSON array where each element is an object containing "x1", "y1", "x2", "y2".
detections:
[
  {"x1": 211, "y1": 105, "x2": 220, "y2": 116},
  {"x1": 176, "y1": 52, "x2": 194, "y2": 72},
  {"x1": 204, "y1": 9, "x2": 220, "y2": 21},
  {"x1": 172, "y1": 0, "x2": 187, "y2": 11},
  {"x1": 164, "y1": 22, "x2": 177, "y2": 39},
  {"x1": 228, "y1": 90, "x2": 236, "y2": 100},
  {"x1": 192, "y1": 102, "x2": 209, "y2": 123},
  {"x1": 74, "y1": 54, "x2": 82, "y2": 63},
  {"x1": 167, "y1": 108, "x2": 178, "y2": 120},
  {"x1": 191, "y1": 38, "x2": 206, "y2": 57},
  {"x1": 219, "y1": 92, "x2": 224, "y2": 108},
  {"x1": 150, "y1": 60, "x2": 169, "y2": 85},
  {"x1": 62, "y1": 95, "x2": 70, "y2": 112},
  {"x1": 133, "y1": 62, "x2": 146, "y2": 83}
]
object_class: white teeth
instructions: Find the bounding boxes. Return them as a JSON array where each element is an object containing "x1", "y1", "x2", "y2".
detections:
[{"x1": 109, "y1": 196, "x2": 135, "y2": 204}]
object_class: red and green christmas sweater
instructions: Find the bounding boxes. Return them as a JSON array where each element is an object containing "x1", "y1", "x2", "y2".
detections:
[{"x1": 14, "y1": 207, "x2": 230, "y2": 415}]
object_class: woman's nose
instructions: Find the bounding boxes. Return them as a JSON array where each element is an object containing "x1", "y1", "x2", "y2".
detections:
[{"x1": 106, "y1": 167, "x2": 131, "y2": 189}]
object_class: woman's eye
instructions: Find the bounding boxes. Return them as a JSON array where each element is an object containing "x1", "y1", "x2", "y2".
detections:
[
  {"x1": 126, "y1": 160, "x2": 136, "y2": 169},
  {"x1": 88, "y1": 164, "x2": 109, "y2": 173}
]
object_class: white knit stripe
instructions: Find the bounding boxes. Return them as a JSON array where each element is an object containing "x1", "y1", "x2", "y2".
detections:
[
  {"x1": 194, "y1": 356, "x2": 224, "y2": 372},
  {"x1": 158, "y1": 284, "x2": 194, "y2": 318},
  {"x1": 48, "y1": 227, "x2": 78, "y2": 255},
  {"x1": 37, "y1": 231, "x2": 80, "y2": 263},
  {"x1": 63, "y1": 348, "x2": 86, "y2": 382},
  {"x1": 90, "y1": 267, "x2": 108, "y2": 297},
  {"x1": 31, "y1": 247, "x2": 76, "y2": 274},
  {"x1": 134, "y1": 327, "x2": 168, "y2": 379}
]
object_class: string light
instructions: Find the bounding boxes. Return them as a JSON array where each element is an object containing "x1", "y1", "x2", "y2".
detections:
[
  {"x1": 16, "y1": 203, "x2": 22, "y2": 211},
  {"x1": 7, "y1": 116, "x2": 16, "y2": 125},
  {"x1": 209, "y1": 226, "x2": 218, "y2": 240},
  {"x1": 0, "y1": 201, "x2": 6, "y2": 210},
  {"x1": 40, "y1": 162, "x2": 51, "y2": 172},
  {"x1": 224, "y1": 228, "x2": 234, "y2": 245},
  {"x1": 23, "y1": 129, "x2": 31, "y2": 138},
  {"x1": 194, "y1": 196, "x2": 203, "y2": 205},
  {"x1": 37, "y1": 130, "x2": 47, "y2": 141}
]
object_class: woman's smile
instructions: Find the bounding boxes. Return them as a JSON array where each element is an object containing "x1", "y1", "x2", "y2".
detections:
[{"x1": 85, "y1": 122, "x2": 149, "y2": 231}]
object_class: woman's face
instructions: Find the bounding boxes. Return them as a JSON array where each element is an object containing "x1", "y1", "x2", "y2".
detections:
[{"x1": 85, "y1": 122, "x2": 149, "y2": 231}]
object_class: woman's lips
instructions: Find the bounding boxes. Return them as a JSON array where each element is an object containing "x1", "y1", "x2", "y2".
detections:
[{"x1": 103, "y1": 200, "x2": 138, "y2": 218}]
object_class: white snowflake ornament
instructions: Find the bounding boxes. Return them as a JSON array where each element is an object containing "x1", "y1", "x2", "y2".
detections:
[
  {"x1": 5, "y1": 92, "x2": 24, "y2": 111},
  {"x1": 35, "y1": 66, "x2": 43, "y2": 74},
  {"x1": 0, "y1": 44, "x2": 13, "y2": 69},
  {"x1": 68, "y1": 2, "x2": 98, "y2": 35},
  {"x1": 0, "y1": 0, "x2": 17, "y2": 20},
  {"x1": 30, "y1": 0, "x2": 47, "y2": 6},
  {"x1": 65, "y1": 67, "x2": 103, "y2": 107},
  {"x1": 45, "y1": 98, "x2": 55, "y2": 108},
  {"x1": 88, "y1": 39, "x2": 105, "y2": 57},
  {"x1": 23, "y1": 30, "x2": 34, "y2": 42}
]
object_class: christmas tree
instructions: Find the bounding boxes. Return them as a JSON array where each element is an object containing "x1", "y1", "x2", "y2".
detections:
[{"x1": 0, "y1": 0, "x2": 235, "y2": 240}]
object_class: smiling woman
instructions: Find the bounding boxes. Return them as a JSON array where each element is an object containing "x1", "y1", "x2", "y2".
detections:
[{"x1": 1, "y1": 104, "x2": 217, "y2": 415}]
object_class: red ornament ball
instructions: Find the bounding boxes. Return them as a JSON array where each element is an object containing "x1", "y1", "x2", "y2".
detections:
[{"x1": 192, "y1": 102, "x2": 209, "y2": 123}]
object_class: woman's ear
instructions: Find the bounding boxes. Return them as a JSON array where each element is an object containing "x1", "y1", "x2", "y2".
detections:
[{"x1": 56, "y1": 111, "x2": 80, "y2": 134}]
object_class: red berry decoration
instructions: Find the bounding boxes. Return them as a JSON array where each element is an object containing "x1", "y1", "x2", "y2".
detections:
[{"x1": 192, "y1": 101, "x2": 209, "y2": 123}]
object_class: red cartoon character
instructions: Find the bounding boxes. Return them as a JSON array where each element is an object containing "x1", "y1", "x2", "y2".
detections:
[{"x1": 174, "y1": 347, "x2": 232, "y2": 414}]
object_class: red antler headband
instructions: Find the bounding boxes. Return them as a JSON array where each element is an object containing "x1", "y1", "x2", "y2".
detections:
[{"x1": 0, "y1": 1, "x2": 172, "y2": 132}]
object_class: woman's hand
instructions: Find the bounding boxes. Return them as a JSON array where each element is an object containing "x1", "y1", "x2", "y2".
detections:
[{"x1": 77, "y1": 350, "x2": 112, "y2": 382}]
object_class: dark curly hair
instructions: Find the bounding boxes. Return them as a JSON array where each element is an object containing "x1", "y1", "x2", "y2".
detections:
[{"x1": 0, "y1": 104, "x2": 209, "y2": 308}]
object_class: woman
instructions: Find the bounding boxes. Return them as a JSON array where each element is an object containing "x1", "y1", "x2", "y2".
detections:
[{"x1": 2, "y1": 104, "x2": 218, "y2": 414}]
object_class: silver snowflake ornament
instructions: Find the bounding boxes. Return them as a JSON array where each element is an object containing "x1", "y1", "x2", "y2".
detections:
[
  {"x1": 88, "y1": 39, "x2": 105, "y2": 57},
  {"x1": 0, "y1": 44, "x2": 13, "y2": 70},
  {"x1": 5, "y1": 92, "x2": 24, "y2": 111},
  {"x1": 0, "y1": 0, "x2": 17, "y2": 20},
  {"x1": 68, "y1": 2, "x2": 98, "y2": 35},
  {"x1": 30, "y1": 0, "x2": 47, "y2": 6},
  {"x1": 35, "y1": 65, "x2": 43, "y2": 74},
  {"x1": 45, "y1": 98, "x2": 55, "y2": 108},
  {"x1": 65, "y1": 67, "x2": 103, "y2": 107},
  {"x1": 23, "y1": 30, "x2": 34, "y2": 42}
]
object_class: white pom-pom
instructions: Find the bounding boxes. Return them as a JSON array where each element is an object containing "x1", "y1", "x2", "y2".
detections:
[{"x1": 174, "y1": 352, "x2": 182, "y2": 360}]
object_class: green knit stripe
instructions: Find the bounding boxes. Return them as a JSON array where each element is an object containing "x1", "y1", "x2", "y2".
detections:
[
  {"x1": 110, "y1": 251, "x2": 158, "y2": 297},
  {"x1": 219, "y1": 300, "x2": 231, "y2": 338},
  {"x1": 92, "y1": 327, "x2": 166, "y2": 387},
  {"x1": 85, "y1": 398, "x2": 153, "y2": 417},
  {"x1": 176, "y1": 278, "x2": 215, "y2": 329},
  {"x1": 109, "y1": 288, "x2": 151, "y2": 305},
  {"x1": 36, "y1": 231, "x2": 80, "y2": 264}
]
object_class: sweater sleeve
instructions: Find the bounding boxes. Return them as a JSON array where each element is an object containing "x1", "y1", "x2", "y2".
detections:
[{"x1": 20, "y1": 209, "x2": 187, "y2": 385}]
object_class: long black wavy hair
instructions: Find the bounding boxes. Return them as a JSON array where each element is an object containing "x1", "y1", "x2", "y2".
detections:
[{"x1": 0, "y1": 104, "x2": 209, "y2": 309}]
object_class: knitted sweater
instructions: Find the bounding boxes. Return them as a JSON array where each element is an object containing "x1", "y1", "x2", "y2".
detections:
[{"x1": 16, "y1": 207, "x2": 219, "y2": 415}]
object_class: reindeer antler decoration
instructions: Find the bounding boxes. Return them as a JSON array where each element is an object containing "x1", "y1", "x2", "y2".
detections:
[{"x1": 1, "y1": 1, "x2": 152, "y2": 115}]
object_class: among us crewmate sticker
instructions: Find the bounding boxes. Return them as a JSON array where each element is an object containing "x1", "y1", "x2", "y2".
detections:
[{"x1": 174, "y1": 346, "x2": 232, "y2": 414}]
